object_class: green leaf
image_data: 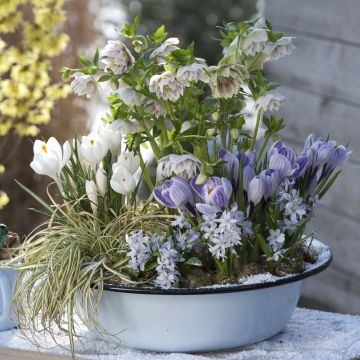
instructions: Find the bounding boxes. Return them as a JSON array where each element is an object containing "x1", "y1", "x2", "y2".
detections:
[
  {"x1": 149, "y1": 24, "x2": 168, "y2": 44},
  {"x1": 268, "y1": 31, "x2": 284, "y2": 43},
  {"x1": 185, "y1": 257, "x2": 203, "y2": 267},
  {"x1": 98, "y1": 74, "x2": 113, "y2": 82},
  {"x1": 15, "y1": 180, "x2": 54, "y2": 215},
  {"x1": 78, "y1": 55, "x2": 93, "y2": 67},
  {"x1": 256, "y1": 233, "x2": 272, "y2": 258},
  {"x1": 166, "y1": 48, "x2": 193, "y2": 65},
  {"x1": 92, "y1": 48, "x2": 99, "y2": 65},
  {"x1": 60, "y1": 67, "x2": 71, "y2": 80}
]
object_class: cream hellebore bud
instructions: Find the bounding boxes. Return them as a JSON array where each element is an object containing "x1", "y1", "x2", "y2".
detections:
[
  {"x1": 255, "y1": 92, "x2": 285, "y2": 112},
  {"x1": 150, "y1": 37, "x2": 179, "y2": 63},
  {"x1": 80, "y1": 132, "x2": 108, "y2": 169},
  {"x1": 149, "y1": 71, "x2": 184, "y2": 102},
  {"x1": 208, "y1": 64, "x2": 247, "y2": 99},
  {"x1": 115, "y1": 80, "x2": 145, "y2": 107},
  {"x1": 99, "y1": 120, "x2": 122, "y2": 157},
  {"x1": 70, "y1": 72, "x2": 99, "y2": 99},
  {"x1": 30, "y1": 137, "x2": 71, "y2": 190},
  {"x1": 101, "y1": 40, "x2": 135, "y2": 75},
  {"x1": 115, "y1": 117, "x2": 154, "y2": 136},
  {"x1": 85, "y1": 180, "x2": 98, "y2": 214},
  {"x1": 96, "y1": 168, "x2": 107, "y2": 195},
  {"x1": 176, "y1": 63, "x2": 209, "y2": 86}
]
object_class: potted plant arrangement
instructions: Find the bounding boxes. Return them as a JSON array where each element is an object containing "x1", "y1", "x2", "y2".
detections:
[
  {"x1": 9, "y1": 17, "x2": 350, "y2": 355},
  {"x1": 0, "y1": 224, "x2": 19, "y2": 331}
]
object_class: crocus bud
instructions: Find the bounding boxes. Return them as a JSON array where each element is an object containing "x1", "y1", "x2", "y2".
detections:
[
  {"x1": 247, "y1": 176, "x2": 265, "y2": 205},
  {"x1": 85, "y1": 180, "x2": 98, "y2": 214},
  {"x1": 259, "y1": 169, "x2": 280, "y2": 200},
  {"x1": 96, "y1": 168, "x2": 107, "y2": 195}
]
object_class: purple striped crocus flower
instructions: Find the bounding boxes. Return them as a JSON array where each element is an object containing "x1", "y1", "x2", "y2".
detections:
[
  {"x1": 153, "y1": 176, "x2": 194, "y2": 212},
  {"x1": 190, "y1": 176, "x2": 233, "y2": 216}
]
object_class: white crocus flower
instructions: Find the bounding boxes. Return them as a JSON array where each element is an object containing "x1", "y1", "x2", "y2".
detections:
[
  {"x1": 30, "y1": 137, "x2": 71, "y2": 190},
  {"x1": 110, "y1": 165, "x2": 137, "y2": 195},
  {"x1": 149, "y1": 71, "x2": 184, "y2": 102},
  {"x1": 255, "y1": 92, "x2": 285, "y2": 112},
  {"x1": 96, "y1": 168, "x2": 107, "y2": 195},
  {"x1": 70, "y1": 72, "x2": 99, "y2": 98},
  {"x1": 99, "y1": 121, "x2": 122, "y2": 157},
  {"x1": 157, "y1": 154, "x2": 201, "y2": 180},
  {"x1": 113, "y1": 152, "x2": 140, "y2": 175},
  {"x1": 101, "y1": 40, "x2": 135, "y2": 75},
  {"x1": 115, "y1": 80, "x2": 145, "y2": 107},
  {"x1": 85, "y1": 180, "x2": 98, "y2": 214},
  {"x1": 176, "y1": 63, "x2": 209, "y2": 86},
  {"x1": 150, "y1": 37, "x2": 179, "y2": 63},
  {"x1": 265, "y1": 37, "x2": 296, "y2": 61},
  {"x1": 80, "y1": 132, "x2": 108, "y2": 169}
]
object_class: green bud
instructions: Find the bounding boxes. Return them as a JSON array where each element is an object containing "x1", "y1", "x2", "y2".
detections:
[
  {"x1": 206, "y1": 128, "x2": 216, "y2": 137},
  {"x1": 195, "y1": 172, "x2": 208, "y2": 184},
  {"x1": 135, "y1": 84, "x2": 142, "y2": 91},
  {"x1": 212, "y1": 112, "x2": 219, "y2": 121},
  {"x1": 230, "y1": 128, "x2": 240, "y2": 140}
]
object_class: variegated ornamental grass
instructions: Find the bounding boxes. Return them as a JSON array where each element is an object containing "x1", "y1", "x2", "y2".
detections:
[{"x1": 4, "y1": 16, "x2": 351, "y2": 355}]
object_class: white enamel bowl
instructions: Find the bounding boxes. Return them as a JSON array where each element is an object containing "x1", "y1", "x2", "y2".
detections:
[{"x1": 95, "y1": 240, "x2": 331, "y2": 352}]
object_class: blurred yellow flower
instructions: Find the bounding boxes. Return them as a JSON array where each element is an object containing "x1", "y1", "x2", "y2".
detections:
[
  {"x1": 0, "y1": 0, "x2": 69, "y2": 209},
  {"x1": 0, "y1": 191, "x2": 10, "y2": 209}
]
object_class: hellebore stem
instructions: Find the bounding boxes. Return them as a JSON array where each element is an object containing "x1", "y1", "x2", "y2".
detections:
[{"x1": 250, "y1": 109, "x2": 262, "y2": 151}]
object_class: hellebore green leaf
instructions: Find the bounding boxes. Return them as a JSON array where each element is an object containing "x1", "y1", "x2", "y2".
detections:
[{"x1": 149, "y1": 24, "x2": 168, "y2": 44}]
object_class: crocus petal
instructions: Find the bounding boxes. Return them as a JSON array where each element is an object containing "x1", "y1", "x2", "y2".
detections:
[
  {"x1": 196, "y1": 203, "x2": 220, "y2": 216},
  {"x1": 247, "y1": 176, "x2": 265, "y2": 205},
  {"x1": 268, "y1": 154, "x2": 292, "y2": 178}
]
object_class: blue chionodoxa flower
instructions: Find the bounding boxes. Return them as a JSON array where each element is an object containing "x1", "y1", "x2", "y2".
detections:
[
  {"x1": 268, "y1": 141, "x2": 308, "y2": 178},
  {"x1": 189, "y1": 176, "x2": 233, "y2": 216},
  {"x1": 153, "y1": 176, "x2": 194, "y2": 212}
]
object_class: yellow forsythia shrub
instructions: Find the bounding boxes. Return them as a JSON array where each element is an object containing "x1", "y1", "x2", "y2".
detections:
[{"x1": 0, "y1": 0, "x2": 70, "y2": 208}]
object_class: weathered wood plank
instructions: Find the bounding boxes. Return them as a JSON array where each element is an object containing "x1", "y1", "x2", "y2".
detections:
[
  {"x1": 265, "y1": 35, "x2": 360, "y2": 105},
  {"x1": 265, "y1": 0, "x2": 360, "y2": 45},
  {"x1": 276, "y1": 85, "x2": 360, "y2": 163},
  {"x1": 310, "y1": 206, "x2": 360, "y2": 277},
  {"x1": 301, "y1": 265, "x2": 360, "y2": 315},
  {"x1": 0, "y1": 347, "x2": 73, "y2": 360}
]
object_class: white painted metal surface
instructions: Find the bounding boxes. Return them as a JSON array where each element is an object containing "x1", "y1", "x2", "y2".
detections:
[{"x1": 0, "y1": 265, "x2": 17, "y2": 331}]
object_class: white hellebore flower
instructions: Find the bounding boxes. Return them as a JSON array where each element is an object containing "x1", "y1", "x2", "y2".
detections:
[
  {"x1": 157, "y1": 154, "x2": 201, "y2": 180},
  {"x1": 144, "y1": 100, "x2": 166, "y2": 117},
  {"x1": 255, "y1": 92, "x2": 285, "y2": 112},
  {"x1": 101, "y1": 40, "x2": 135, "y2": 75},
  {"x1": 99, "y1": 120, "x2": 122, "y2": 156},
  {"x1": 176, "y1": 63, "x2": 209, "y2": 86},
  {"x1": 241, "y1": 28, "x2": 268, "y2": 56},
  {"x1": 208, "y1": 64, "x2": 247, "y2": 99},
  {"x1": 30, "y1": 137, "x2": 71, "y2": 190},
  {"x1": 110, "y1": 165, "x2": 137, "y2": 195},
  {"x1": 149, "y1": 71, "x2": 184, "y2": 102},
  {"x1": 114, "y1": 117, "x2": 154, "y2": 136},
  {"x1": 113, "y1": 152, "x2": 140, "y2": 175},
  {"x1": 80, "y1": 132, "x2": 108, "y2": 169},
  {"x1": 70, "y1": 72, "x2": 99, "y2": 99},
  {"x1": 96, "y1": 167, "x2": 107, "y2": 195},
  {"x1": 85, "y1": 180, "x2": 98, "y2": 214},
  {"x1": 150, "y1": 37, "x2": 179, "y2": 63},
  {"x1": 265, "y1": 37, "x2": 295, "y2": 61},
  {"x1": 115, "y1": 80, "x2": 145, "y2": 107}
]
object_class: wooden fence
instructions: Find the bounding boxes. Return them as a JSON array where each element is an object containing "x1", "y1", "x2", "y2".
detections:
[{"x1": 265, "y1": 0, "x2": 360, "y2": 314}]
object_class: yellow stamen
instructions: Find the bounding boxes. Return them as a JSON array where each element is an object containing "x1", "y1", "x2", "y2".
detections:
[{"x1": 42, "y1": 144, "x2": 47, "y2": 153}]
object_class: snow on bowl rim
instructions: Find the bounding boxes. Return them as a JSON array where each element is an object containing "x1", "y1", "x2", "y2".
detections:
[{"x1": 102, "y1": 239, "x2": 332, "y2": 295}]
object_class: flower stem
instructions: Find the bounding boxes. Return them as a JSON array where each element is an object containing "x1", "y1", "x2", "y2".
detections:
[
  {"x1": 138, "y1": 150, "x2": 154, "y2": 193},
  {"x1": 256, "y1": 134, "x2": 270, "y2": 165},
  {"x1": 250, "y1": 109, "x2": 262, "y2": 151}
]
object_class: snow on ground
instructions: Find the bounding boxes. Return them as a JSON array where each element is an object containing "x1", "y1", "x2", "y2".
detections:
[{"x1": 0, "y1": 308, "x2": 359, "y2": 360}]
